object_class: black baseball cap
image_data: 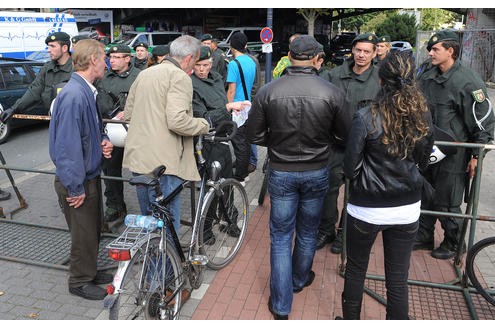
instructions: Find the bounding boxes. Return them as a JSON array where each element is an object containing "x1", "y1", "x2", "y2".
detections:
[{"x1": 289, "y1": 35, "x2": 322, "y2": 60}]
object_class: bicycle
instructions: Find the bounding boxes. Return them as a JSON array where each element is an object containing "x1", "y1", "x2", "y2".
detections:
[
  {"x1": 465, "y1": 236, "x2": 495, "y2": 306},
  {"x1": 103, "y1": 121, "x2": 249, "y2": 319}
]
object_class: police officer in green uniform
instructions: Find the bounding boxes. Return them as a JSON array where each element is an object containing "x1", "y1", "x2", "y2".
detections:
[
  {"x1": 316, "y1": 33, "x2": 381, "y2": 253},
  {"x1": 95, "y1": 44, "x2": 141, "y2": 228},
  {"x1": 0, "y1": 31, "x2": 73, "y2": 201},
  {"x1": 414, "y1": 30, "x2": 495, "y2": 259},
  {"x1": 375, "y1": 35, "x2": 391, "y2": 67},
  {"x1": 201, "y1": 34, "x2": 228, "y2": 82},
  {"x1": 71, "y1": 35, "x2": 89, "y2": 48},
  {"x1": 149, "y1": 44, "x2": 169, "y2": 67},
  {"x1": 132, "y1": 42, "x2": 149, "y2": 70},
  {"x1": 191, "y1": 46, "x2": 247, "y2": 241}
]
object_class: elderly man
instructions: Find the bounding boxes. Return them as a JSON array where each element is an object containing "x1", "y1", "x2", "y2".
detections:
[
  {"x1": 375, "y1": 35, "x2": 391, "y2": 66},
  {"x1": 49, "y1": 39, "x2": 113, "y2": 300},
  {"x1": 415, "y1": 30, "x2": 495, "y2": 259},
  {"x1": 95, "y1": 44, "x2": 141, "y2": 230},
  {"x1": 123, "y1": 35, "x2": 209, "y2": 234},
  {"x1": 248, "y1": 35, "x2": 351, "y2": 319},
  {"x1": 316, "y1": 33, "x2": 381, "y2": 254},
  {"x1": 133, "y1": 42, "x2": 149, "y2": 70}
]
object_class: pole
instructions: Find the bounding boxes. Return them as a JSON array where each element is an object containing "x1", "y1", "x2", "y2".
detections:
[{"x1": 265, "y1": 8, "x2": 273, "y2": 85}]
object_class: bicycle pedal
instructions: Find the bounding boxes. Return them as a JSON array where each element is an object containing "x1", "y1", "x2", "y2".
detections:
[{"x1": 189, "y1": 255, "x2": 208, "y2": 266}]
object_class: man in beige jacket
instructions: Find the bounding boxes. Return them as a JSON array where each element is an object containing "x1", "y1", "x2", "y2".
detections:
[{"x1": 123, "y1": 35, "x2": 209, "y2": 234}]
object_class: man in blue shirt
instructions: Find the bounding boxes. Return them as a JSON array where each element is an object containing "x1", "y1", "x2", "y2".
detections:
[{"x1": 226, "y1": 32, "x2": 256, "y2": 184}]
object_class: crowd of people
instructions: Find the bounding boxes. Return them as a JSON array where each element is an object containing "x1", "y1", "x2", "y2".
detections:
[{"x1": 0, "y1": 27, "x2": 493, "y2": 321}]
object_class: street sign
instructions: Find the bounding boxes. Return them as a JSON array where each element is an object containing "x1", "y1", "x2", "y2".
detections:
[{"x1": 260, "y1": 27, "x2": 273, "y2": 44}]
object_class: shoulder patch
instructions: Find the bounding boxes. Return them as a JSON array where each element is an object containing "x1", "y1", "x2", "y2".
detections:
[{"x1": 472, "y1": 89, "x2": 486, "y2": 103}]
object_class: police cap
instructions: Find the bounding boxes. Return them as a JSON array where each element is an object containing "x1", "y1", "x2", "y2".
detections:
[
  {"x1": 107, "y1": 44, "x2": 132, "y2": 55},
  {"x1": 427, "y1": 30, "x2": 459, "y2": 51},
  {"x1": 352, "y1": 33, "x2": 378, "y2": 46},
  {"x1": 377, "y1": 35, "x2": 391, "y2": 43},
  {"x1": 133, "y1": 42, "x2": 148, "y2": 51},
  {"x1": 201, "y1": 33, "x2": 213, "y2": 42},
  {"x1": 198, "y1": 46, "x2": 212, "y2": 61},
  {"x1": 151, "y1": 44, "x2": 170, "y2": 56},
  {"x1": 71, "y1": 35, "x2": 89, "y2": 44},
  {"x1": 289, "y1": 35, "x2": 322, "y2": 60},
  {"x1": 45, "y1": 31, "x2": 71, "y2": 45}
]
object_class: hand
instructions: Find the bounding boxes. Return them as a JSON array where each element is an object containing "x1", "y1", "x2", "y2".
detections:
[
  {"x1": 466, "y1": 158, "x2": 478, "y2": 179},
  {"x1": 101, "y1": 139, "x2": 113, "y2": 158},
  {"x1": 66, "y1": 193, "x2": 86, "y2": 208},
  {"x1": 0, "y1": 107, "x2": 15, "y2": 124}
]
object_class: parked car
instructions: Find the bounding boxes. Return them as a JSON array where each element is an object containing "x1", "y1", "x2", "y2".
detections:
[
  {"x1": 391, "y1": 41, "x2": 413, "y2": 55},
  {"x1": 105, "y1": 31, "x2": 183, "y2": 54},
  {"x1": 26, "y1": 51, "x2": 51, "y2": 63},
  {"x1": 0, "y1": 58, "x2": 45, "y2": 144}
]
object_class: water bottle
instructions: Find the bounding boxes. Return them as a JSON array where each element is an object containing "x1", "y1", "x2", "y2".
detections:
[{"x1": 124, "y1": 214, "x2": 161, "y2": 231}]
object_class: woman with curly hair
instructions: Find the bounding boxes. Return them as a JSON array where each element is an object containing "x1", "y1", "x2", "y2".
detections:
[{"x1": 340, "y1": 52, "x2": 434, "y2": 320}]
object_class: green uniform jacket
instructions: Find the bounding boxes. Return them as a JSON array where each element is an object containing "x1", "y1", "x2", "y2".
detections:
[
  {"x1": 191, "y1": 70, "x2": 231, "y2": 125},
  {"x1": 211, "y1": 48, "x2": 227, "y2": 82},
  {"x1": 133, "y1": 57, "x2": 148, "y2": 71},
  {"x1": 419, "y1": 60, "x2": 495, "y2": 174},
  {"x1": 328, "y1": 59, "x2": 380, "y2": 116},
  {"x1": 95, "y1": 64, "x2": 141, "y2": 118},
  {"x1": 12, "y1": 57, "x2": 73, "y2": 113},
  {"x1": 317, "y1": 67, "x2": 331, "y2": 82}
]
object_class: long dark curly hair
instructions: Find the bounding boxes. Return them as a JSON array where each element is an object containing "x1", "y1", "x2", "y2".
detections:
[{"x1": 370, "y1": 52, "x2": 430, "y2": 159}]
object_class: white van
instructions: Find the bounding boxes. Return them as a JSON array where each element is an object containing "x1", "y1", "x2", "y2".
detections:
[{"x1": 0, "y1": 11, "x2": 79, "y2": 59}]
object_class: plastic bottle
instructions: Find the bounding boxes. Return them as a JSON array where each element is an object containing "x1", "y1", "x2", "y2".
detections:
[{"x1": 124, "y1": 214, "x2": 161, "y2": 231}]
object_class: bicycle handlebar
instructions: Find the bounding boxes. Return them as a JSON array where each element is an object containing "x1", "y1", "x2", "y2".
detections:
[{"x1": 204, "y1": 120, "x2": 238, "y2": 143}]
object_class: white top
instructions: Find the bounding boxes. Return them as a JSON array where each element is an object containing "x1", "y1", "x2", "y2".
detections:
[{"x1": 346, "y1": 200, "x2": 421, "y2": 225}]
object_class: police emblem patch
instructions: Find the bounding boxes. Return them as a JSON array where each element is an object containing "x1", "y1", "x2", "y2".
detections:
[
  {"x1": 432, "y1": 36, "x2": 438, "y2": 42},
  {"x1": 472, "y1": 89, "x2": 486, "y2": 103},
  {"x1": 368, "y1": 35, "x2": 372, "y2": 40}
]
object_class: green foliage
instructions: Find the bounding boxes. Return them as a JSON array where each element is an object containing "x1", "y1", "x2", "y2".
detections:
[
  {"x1": 419, "y1": 8, "x2": 462, "y2": 30},
  {"x1": 375, "y1": 13, "x2": 417, "y2": 46},
  {"x1": 341, "y1": 13, "x2": 375, "y2": 34},
  {"x1": 362, "y1": 10, "x2": 394, "y2": 33}
]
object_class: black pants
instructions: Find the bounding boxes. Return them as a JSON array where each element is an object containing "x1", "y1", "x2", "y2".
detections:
[
  {"x1": 342, "y1": 215, "x2": 418, "y2": 320},
  {"x1": 54, "y1": 177, "x2": 102, "y2": 288},
  {"x1": 231, "y1": 124, "x2": 250, "y2": 181},
  {"x1": 102, "y1": 146, "x2": 125, "y2": 211}
]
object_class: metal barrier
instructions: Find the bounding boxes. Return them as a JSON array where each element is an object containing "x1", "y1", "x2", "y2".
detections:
[{"x1": 338, "y1": 141, "x2": 495, "y2": 319}]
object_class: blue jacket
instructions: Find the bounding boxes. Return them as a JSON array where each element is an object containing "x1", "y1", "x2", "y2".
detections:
[{"x1": 49, "y1": 73, "x2": 107, "y2": 196}]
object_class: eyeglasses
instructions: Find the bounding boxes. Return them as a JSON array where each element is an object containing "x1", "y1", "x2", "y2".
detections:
[{"x1": 108, "y1": 55, "x2": 129, "y2": 60}]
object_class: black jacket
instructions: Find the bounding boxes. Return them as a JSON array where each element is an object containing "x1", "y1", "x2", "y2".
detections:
[
  {"x1": 344, "y1": 106, "x2": 434, "y2": 208},
  {"x1": 247, "y1": 65, "x2": 352, "y2": 172}
]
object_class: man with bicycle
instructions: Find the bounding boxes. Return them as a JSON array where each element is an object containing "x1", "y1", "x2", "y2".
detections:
[{"x1": 247, "y1": 35, "x2": 352, "y2": 319}]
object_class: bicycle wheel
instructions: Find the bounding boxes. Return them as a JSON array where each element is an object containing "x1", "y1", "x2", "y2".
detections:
[
  {"x1": 465, "y1": 236, "x2": 495, "y2": 305},
  {"x1": 109, "y1": 237, "x2": 184, "y2": 319},
  {"x1": 199, "y1": 178, "x2": 249, "y2": 270}
]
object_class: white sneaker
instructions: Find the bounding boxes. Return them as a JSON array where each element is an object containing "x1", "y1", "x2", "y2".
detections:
[
  {"x1": 244, "y1": 176, "x2": 250, "y2": 182},
  {"x1": 239, "y1": 180, "x2": 246, "y2": 187}
]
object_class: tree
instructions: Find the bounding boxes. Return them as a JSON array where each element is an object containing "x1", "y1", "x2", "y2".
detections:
[
  {"x1": 375, "y1": 13, "x2": 417, "y2": 46},
  {"x1": 419, "y1": 8, "x2": 462, "y2": 30},
  {"x1": 296, "y1": 8, "x2": 331, "y2": 36},
  {"x1": 342, "y1": 13, "x2": 376, "y2": 34}
]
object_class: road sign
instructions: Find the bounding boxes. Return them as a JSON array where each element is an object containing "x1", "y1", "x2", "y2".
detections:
[{"x1": 260, "y1": 27, "x2": 273, "y2": 44}]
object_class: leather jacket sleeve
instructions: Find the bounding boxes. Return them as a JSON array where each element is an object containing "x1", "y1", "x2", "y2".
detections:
[{"x1": 343, "y1": 112, "x2": 367, "y2": 180}]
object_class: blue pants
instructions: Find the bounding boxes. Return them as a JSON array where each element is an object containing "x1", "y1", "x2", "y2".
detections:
[
  {"x1": 268, "y1": 167, "x2": 328, "y2": 315},
  {"x1": 134, "y1": 173, "x2": 183, "y2": 234},
  {"x1": 343, "y1": 214, "x2": 418, "y2": 319}
]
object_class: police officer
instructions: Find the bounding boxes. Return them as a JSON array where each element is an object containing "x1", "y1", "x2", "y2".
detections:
[
  {"x1": 414, "y1": 30, "x2": 495, "y2": 259},
  {"x1": 0, "y1": 31, "x2": 73, "y2": 123},
  {"x1": 316, "y1": 33, "x2": 381, "y2": 253},
  {"x1": 375, "y1": 35, "x2": 391, "y2": 67},
  {"x1": 132, "y1": 42, "x2": 149, "y2": 70},
  {"x1": 148, "y1": 44, "x2": 169, "y2": 67},
  {"x1": 201, "y1": 34, "x2": 227, "y2": 82},
  {"x1": 71, "y1": 35, "x2": 89, "y2": 49},
  {"x1": 95, "y1": 44, "x2": 141, "y2": 229}
]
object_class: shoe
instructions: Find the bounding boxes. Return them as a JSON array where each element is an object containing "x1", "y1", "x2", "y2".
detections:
[
  {"x1": 316, "y1": 232, "x2": 336, "y2": 250},
  {"x1": 335, "y1": 316, "x2": 343, "y2": 320},
  {"x1": 0, "y1": 189, "x2": 11, "y2": 201},
  {"x1": 104, "y1": 207, "x2": 125, "y2": 223},
  {"x1": 244, "y1": 176, "x2": 250, "y2": 182},
  {"x1": 220, "y1": 223, "x2": 241, "y2": 237},
  {"x1": 413, "y1": 239, "x2": 434, "y2": 251},
  {"x1": 69, "y1": 282, "x2": 107, "y2": 300},
  {"x1": 330, "y1": 236, "x2": 343, "y2": 254},
  {"x1": 93, "y1": 271, "x2": 113, "y2": 285},
  {"x1": 293, "y1": 270, "x2": 315, "y2": 293},
  {"x1": 431, "y1": 245, "x2": 456, "y2": 259},
  {"x1": 239, "y1": 180, "x2": 246, "y2": 187},
  {"x1": 248, "y1": 163, "x2": 256, "y2": 173},
  {"x1": 268, "y1": 297, "x2": 288, "y2": 320}
]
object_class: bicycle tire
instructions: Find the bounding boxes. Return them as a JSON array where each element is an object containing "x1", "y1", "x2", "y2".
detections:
[
  {"x1": 199, "y1": 178, "x2": 249, "y2": 270},
  {"x1": 465, "y1": 236, "x2": 495, "y2": 306},
  {"x1": 257, "y1": 169, "x2": 269, "y2": 206},
  {"x1": 109, "y1": 237, "x2": 184, "y2": 320}
]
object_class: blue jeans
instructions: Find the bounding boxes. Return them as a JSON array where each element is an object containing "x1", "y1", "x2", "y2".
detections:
[
  {"x1": 342, "y1": 214, "x2": 419, "y2": 320},
  {"x1": 133, "y1": 172, "x2": 183, "y2": 234},
  {"x1": 249, "y1": 144, "x2": 258, "y2": 166},
  {"x1": 268, "y1": 167, "x2": 328, "y2": 315}
]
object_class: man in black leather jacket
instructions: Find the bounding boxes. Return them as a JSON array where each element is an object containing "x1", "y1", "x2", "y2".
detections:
[{"x1": 247, "y1": 35, "x2": 352, "y2": 320}]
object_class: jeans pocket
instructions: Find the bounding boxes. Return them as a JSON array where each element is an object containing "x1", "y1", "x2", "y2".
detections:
[{"x1": 352, "y1": 218, "x2": 375, "y2": 235}]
